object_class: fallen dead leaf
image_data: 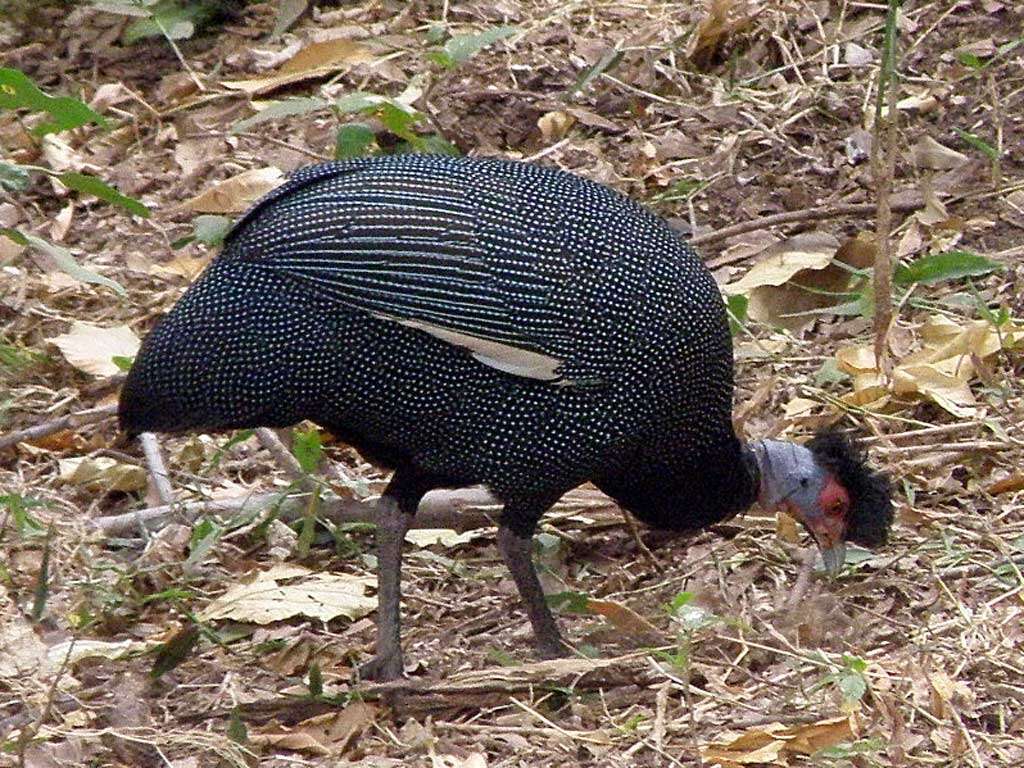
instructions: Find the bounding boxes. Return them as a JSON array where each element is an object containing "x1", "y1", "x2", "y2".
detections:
[
  {"x1": 584, "y1": 599, "x2": 662, "y2": 639},
  {"x1": 249, "y1": 702, "x2": 377, "y2": 756},
  {"x1": 150, "y1": 254, "x2": 211, "y2": 282},
  {"x1": 702, "y1": 715, "x2": 858, "y2": 767},
  {"x1": 183, "y1": 167, "x2": 284, "y2": 214},
  {"x1": 58, "y1": 456, "x2": 148, "y2": 492},
  {"x1": 48, "y1": 321, "x2": 140, "y2": 377},
  {"x1": 911, "y1": 135, "x2": 968, "y2": 171},
  {"x1": 987, "y1": 473, "x2": 1024, "y2": 495},
  {"x1": 199, "y1": 564, "x2": 376, "y2": 624},
  {"x1": 222, "y1": 38, "x2": 375, "y2": 95},
  {"x1": 404, "y1": 528, "x2": 485, "y2": 548},
  {"x1": 836, "y1": 316, "x2": 1024, "y2": 417},
  {"x1": 723, "y1": 232, "x2": 860, "y2": 333},
  {"x1": 537, "y1": 110, "x2": 574, "y2": 142}
]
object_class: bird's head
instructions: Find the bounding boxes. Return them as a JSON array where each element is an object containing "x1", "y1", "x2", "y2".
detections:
[{"x1": 751, "y1": 430, "x2": 892, "y2": 573}]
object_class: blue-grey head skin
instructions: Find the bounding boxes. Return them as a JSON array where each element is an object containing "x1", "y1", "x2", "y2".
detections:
[{"x1": 750, "y1": 432, "x2": 893, "y2": 573}]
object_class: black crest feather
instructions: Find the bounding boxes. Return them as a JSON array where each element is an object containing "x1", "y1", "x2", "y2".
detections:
[{"x1": 807, "y1": 429, "x2": 893, "y2": 548}]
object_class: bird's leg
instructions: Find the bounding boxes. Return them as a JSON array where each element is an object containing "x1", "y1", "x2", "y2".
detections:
[
  {"x1": 496, "y1": 523, "x2": 568, "y2": 659},
  {"x1": 359, "y1": 493, "x2": 414, "y2": 682}
]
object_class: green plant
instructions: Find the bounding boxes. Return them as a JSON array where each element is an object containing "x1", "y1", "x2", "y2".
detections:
[
  {"x1": 810, "y1": 653, "x2": 869, "y2": 712},
  {"x1": 1, "y1": 67, "x2": 150, "y2": 290}
]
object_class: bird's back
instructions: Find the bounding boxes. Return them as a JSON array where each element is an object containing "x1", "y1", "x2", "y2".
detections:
[{"x1": 121, "y1": 155, "x2": 737, "y2": 505}]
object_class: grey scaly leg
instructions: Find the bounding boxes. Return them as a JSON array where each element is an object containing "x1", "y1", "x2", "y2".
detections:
[
  {"x1": 496, "y1": 523, "x2": 568, "y2": 659},
  {"x1": 358, "y1": 491, "x2": 415, "y2": 681}
]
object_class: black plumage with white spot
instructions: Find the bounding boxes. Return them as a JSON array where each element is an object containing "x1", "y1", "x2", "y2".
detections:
[{"x1": 120, "y1": 154, "x2": 892, "y2": 680}]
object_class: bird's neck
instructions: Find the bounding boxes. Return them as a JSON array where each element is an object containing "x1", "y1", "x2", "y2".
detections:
[{"x1": 596, "y1": 434, "x2": 760, "y2": 531}]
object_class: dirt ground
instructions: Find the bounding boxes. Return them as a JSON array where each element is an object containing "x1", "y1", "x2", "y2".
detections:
[{"x1": 2, "y1": 1, "x2": 1024, "y2": 766}]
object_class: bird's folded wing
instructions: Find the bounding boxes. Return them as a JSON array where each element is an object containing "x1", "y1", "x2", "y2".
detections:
[{"x1": 223, "y1": 161, "x2": 582, "y2": 384}]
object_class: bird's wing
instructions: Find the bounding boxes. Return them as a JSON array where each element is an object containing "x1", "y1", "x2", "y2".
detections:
[{"x1": 224, "y1": 160, "x2": 590, "y2": 384}]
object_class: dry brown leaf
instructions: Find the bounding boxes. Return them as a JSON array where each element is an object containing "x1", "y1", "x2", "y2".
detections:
[
  {"x1": 404, "y1": 528, "x2": 484, "y2": 548},
  {"x1": 250, "y1": 702, "x2": 377, "y2": 756},
  {"x1": 585, "y1": 599, "x2": 662, "y2": 638},
  {"x1": 50, "y1": 202, "x2": 74, "y2": 242},
  {"x1": 47, "y1": 321, "x2": 140, "y2": 377},
  {"x1": 911, "y1": 135, "x2": 968, "y2": 171},
  {"x1": 199, "y1": 564, "x2": 376, "y2": 624},
  {"x1": 537, "y1": 110, "x2": 574, "y2": 142},
  {"x1": 702, "y1": 716, "x2": 857, "y2": 766},
  {"x1": 58, "y1": 456, "x2": 148, "y2": 492},
  {"x1": 776, "y1": 510, "x2": 801, "y2": 544},
  {"x1": 564, "y1": 107, "x2": 621, "y2": 133},
  {"x1": 150, "y1": 254, "x2": 211, "y2": 282},
  {"x1": 836, "y1": 317, "x2": 1024, "y2": 417},
  {"x1": 723, "y1": 232, "x2": 853, "y2": 333},
  {"x1": 987, "y1": 472, "x2": 1024, "y2": 495},
  {"x1": 183, "y1": 167, "x2": 284, "y2": 214},
  {"x1": 222, "y1": 38, "x2": 375, "y2": 95}
]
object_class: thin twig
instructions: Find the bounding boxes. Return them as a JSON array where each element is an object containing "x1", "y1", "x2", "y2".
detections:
[
  {"x1": 139, "y1": 432, "x2": 174, "y2": 506},
  {"x1": 0, "y1": 404, "x2": 118, "y2": 451},
  {"x1": 694, "y1": 198, "x2": 924, "y2": 254},
  {"x1": 255, "y1": 427, "x2": 316, "y2": 493}
]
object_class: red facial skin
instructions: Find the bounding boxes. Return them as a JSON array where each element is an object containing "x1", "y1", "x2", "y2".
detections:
[{"x1": 805, "y1": 475, "x2": 849, "y2": 550}]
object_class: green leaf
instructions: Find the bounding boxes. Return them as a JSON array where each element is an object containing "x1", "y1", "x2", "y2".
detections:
[
  {"x1": 546, "y1": 590, "x2": 591, "y2": 614},
  {"x1": 957, "y1": 52, "x2": 984, "y2": 69},
  {"x1": 335, "y1": 123, "x2": 377, "y2": 159},
  {"x1": 307, "y1": 662, "x2": 323, "y2": 697},
  {"x1": 335, "y1": 92, "x2": 384, "y2": 114},
  {"x1": 570, "y1": 49, "x2": 623, "y2": 95},
  {"x1": 377, "y1": 102, "x2": 419, "y2": 140},
  {"x1": 953, "y1": 127, "x2": 999, "y2": 160},
  {"x1": 291, "y1": 428, "x2": 323, "y2": 474},
  {"x1": 231, "y1": 96, "x2": 329, "y2": 133},
  {"x1": 185, "y1": 518, "x2": 223, "y2": 569},
  {"x1": 58, "y1": 172, "x2": 150, "y2": 218},
  {"x1": 440, "y1": 26, "x2": 518, "y2": 66},
  {"x1": 122, "y1": 0, "x2": 210, "y2": 44},
  {"x1": 425, "y1": 24, "x2": 448, "y2": 45},
  {"x1": 111, "y1": 355, "x2": 134, "y2": 372},
  {"x1": 192, "y1": 214, "x2": 232, "y2": 246},
  {"x1": 838, "y1": 670, "x2": 867, "y2": 702},
  {"x1": 0, "y1": 494, "x2": 46, "y2": 538},
  {"x1": 0, "y1": 161, "x2": 30, "y2": 191},
  {"x1": 227, "y1": 708, "x2": 248, "y2": 743},
  {"x1": 725, "y1": 293, "x2": 748, "y2": 336},
  {"x1": 894, "y1": 250, "x2": 1001, "y2": 286},
  {"x1": 0, "y1": 67, "x2": 107, "y2": 135},
  {"x1": 4, "y1": 229, "x2": 125, "y2": 295},
  {"x1": 669, "y1": 591, "x2": 694, "y2": 613},
  {"x1": 407, "y1": 133, "x2": 460, "y2": 156}
]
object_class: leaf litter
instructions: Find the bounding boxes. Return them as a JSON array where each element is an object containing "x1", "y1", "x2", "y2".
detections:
[{"x1": 1, "y1": 1, "x2": 1023, "y2": 766}]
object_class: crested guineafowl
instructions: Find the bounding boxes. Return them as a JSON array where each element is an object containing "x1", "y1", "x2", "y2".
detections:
[{"x1": 120, "y1": 155, "x2": 893, "y2": 681}]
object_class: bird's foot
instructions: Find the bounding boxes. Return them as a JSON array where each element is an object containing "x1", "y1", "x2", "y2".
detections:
[{"x1": 358, "y1": 650, "x2": 404, "y2": 682}]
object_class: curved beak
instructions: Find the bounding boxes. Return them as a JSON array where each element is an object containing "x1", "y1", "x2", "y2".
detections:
[
  {"x1": 801, "y1": 511, "x2": 847, "y2": 575},
  {"x1": 819, "y1": 541, "x2": 847, "y2": 574}
]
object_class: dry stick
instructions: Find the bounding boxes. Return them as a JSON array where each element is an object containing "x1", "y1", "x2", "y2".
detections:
[
  {"x1": 90, "y1": 488, "x2": 508, "y2": 537},
  {"x1": 871, "y1": 0, "x2": 901, "y2": 378},
  {"x1": 784, "y1": 548, "x2": 817, "y2": 612},
  {"x1": 255, "y1": 427, "x2": 316, "y2": 493},
  {"x1": 138, "y1": 432, "x2": 174, "y2": 506},
  {"x1": 695, "y1": 198, "x2": 924, "y2": 257},
  {"x1": 0, "y1": 404, "x2": 118, "y2": 451}
]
